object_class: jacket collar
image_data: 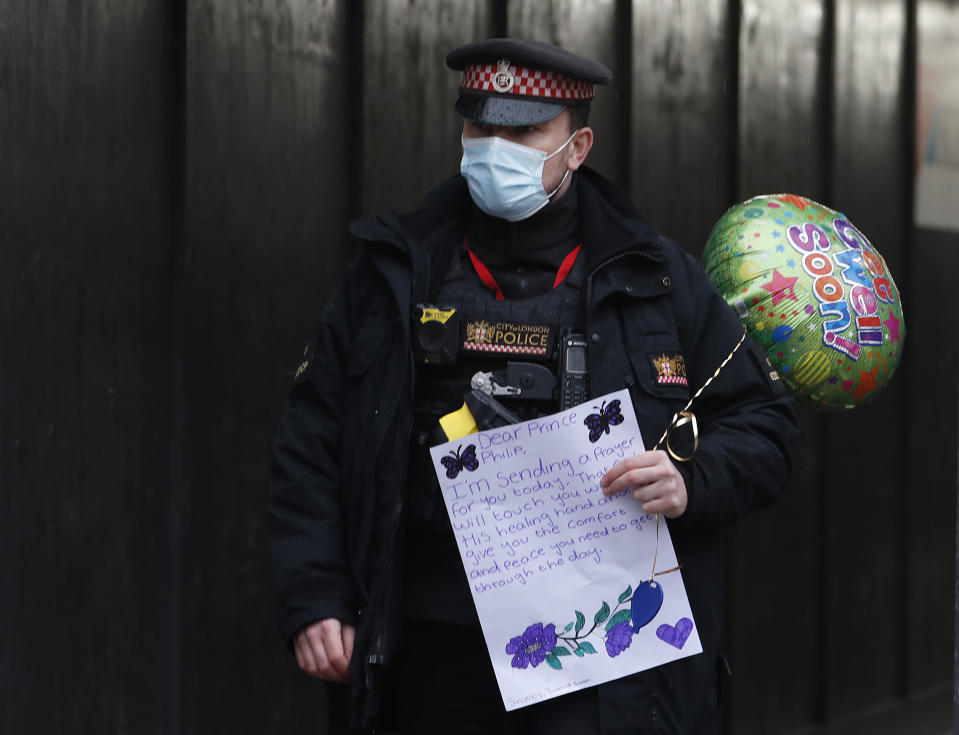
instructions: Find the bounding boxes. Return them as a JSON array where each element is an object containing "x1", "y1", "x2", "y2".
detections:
[
  {"x1": 574, "y1": 166, "x2": 663, "y2": 270},
  {"x1": 347, "y1": 176, "x2": 471, "y2": 306},
  {"x1": 347, "y1": 166, "x2": 668, "y2": 302},
  {"x1": 347, "y1": 175, "x2": 470, "y2": 260}
]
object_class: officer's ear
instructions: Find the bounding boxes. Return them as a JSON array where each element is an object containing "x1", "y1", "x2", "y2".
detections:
[{"x1": 567, "y1": 127, "x2": 593, "y2": 171}]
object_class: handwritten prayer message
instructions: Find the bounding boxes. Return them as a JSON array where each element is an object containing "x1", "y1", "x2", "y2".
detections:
[{"x1": 430, "y1": 389, "x2": 702, "y2": 710}]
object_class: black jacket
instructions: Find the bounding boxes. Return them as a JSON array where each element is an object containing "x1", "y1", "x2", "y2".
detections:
[{"x1": 269, "y1": 168, "x2": 798, "y2": 733}]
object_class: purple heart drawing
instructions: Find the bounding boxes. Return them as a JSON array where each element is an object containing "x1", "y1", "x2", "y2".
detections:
[{"x1": 656, "y1": 618, "x2": 693, "y2": 649}]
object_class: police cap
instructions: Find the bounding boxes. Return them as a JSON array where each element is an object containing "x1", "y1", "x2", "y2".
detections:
[{"x1": 446, "y1": 38, "x2": 613, "y2": 126}]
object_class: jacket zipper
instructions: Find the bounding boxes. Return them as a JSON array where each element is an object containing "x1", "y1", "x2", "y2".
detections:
[
  {"x1": 584, "y1": 247, "x2": 663, "y2": 309},
  {"x1": 365, "y1": 283, "x2": 416, "y2": 682},
  {"x1": 587, "y1": 246, "x2": 662, "y2": 280}
]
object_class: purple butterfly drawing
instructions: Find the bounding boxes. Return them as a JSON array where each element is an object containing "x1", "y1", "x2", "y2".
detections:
[
  {"x1": 440, "y1": 444, "x2": 480, "y2": 479},
  {"x1": 584, "y1": 400, "x2": 624, "y2": 443}
]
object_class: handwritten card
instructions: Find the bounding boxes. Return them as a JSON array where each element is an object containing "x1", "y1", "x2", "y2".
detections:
[{"x1": 430, "y1": 389, "x2": 702, "y2": 710}]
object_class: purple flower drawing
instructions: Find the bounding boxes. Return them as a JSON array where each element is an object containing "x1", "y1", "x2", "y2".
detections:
[
  {"x1": 505, "y1": 581, "x2": 682, "y2": 671},
  {"x1": 604, "y1": 621, "x2": 634, "y2": 657},
  {"x1": 506, "y1": 622, "x2": 557, "y2": 669}
]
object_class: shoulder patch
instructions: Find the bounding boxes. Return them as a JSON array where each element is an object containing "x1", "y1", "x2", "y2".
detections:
[{"x1": 649, "y1": 353, "x2": 688, "y2": 386}]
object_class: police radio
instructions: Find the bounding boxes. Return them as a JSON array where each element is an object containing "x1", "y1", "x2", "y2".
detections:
[{"x1": 559, "y1": 329, "x2": 589, "y2": 410}]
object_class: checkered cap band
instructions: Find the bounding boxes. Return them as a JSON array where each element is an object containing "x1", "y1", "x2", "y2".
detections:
[
  {"x1": 657, "y1": 375, "x2": 689, "y2": 386},
  {"x1": 462, "y1": 63, "x2": 594, "y2": 101},
  {"x1": 462, "y1": 342, "x2": 548, "y2": 356}
]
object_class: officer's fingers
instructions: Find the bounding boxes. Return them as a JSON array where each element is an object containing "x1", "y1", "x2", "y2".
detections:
[
  {"x1": 633, "y1": 475, "x2": 688, "y2": 518},
  {"x1": 604, "y1": 467, "x2": 652, "y2": 497},
  {"x1": 600, "y1": 459, "x2": 634, "y2": 494},
  {"x1": 342, "y1": 624, "x2": 356, "y2": 668},
  {"x1": 635, "y1": 450, "x2": 676, "y2": 475},
  {"x1": 293, "y1": 637, "x2": 306, "y2": 671},
  {"x1": 606, "y1": 462, "x2": 674, "y2": 498},
  {"x1": 637, "y1": 488, "x2": 686, "y2": 517},
  {"x1": 317, "y1": 619, "x2": 350, "y2": 681},
  {"x1": 294, "y1": 630, "x2": 321, "y2": 678},
  {"x1": 601, "y1": 452, "x2": 662, "y2": 494},
  {"x1": 299, "y1": 620, "x2": 348, "y2": 682}
]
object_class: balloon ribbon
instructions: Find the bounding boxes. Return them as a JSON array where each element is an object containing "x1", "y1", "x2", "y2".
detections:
[
  {"x1": 653, "y1": 324, "x2": 748, "y2": 463},
  {"x1": 647, "y1": 325, "x2": 748, "y2": 580}
]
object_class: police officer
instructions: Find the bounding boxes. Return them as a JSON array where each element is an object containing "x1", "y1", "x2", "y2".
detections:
[{"x1": 269, "y1": 38, "x2": 797, "y2": 735}]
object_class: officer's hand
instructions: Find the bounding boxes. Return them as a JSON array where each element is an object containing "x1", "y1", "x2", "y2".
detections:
[
  {"x1": 600, "y1": 450, "x2": 688, "y2": 518},
  {"x1": 294, "y1": 618, "x2": 355, "y2": 682}
]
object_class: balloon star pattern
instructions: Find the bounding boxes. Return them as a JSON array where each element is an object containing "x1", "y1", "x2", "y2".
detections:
[{"x1": 703, "y1": 194, "x2": 905, "y2": 409}]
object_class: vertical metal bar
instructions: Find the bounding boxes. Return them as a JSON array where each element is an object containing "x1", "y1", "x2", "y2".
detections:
[
  {"x1": 899, "y1": 0, "x2": 917, "y2": 706},
  {"x1": 818, "y1": 4, "x2": 835, "y2": 722},
  {"x1": 906, "y1": 0, "x2": 925, "y2": 708},
  {"x1": 720, "y1": 9, "x2": 740, "y2": 726},
  {"x1": 493, "y1": 0, "x2": 508, "y2": 36},
  {"x1": 908, "y1": 0, "x2": 957, "y2": 705},
  {"x1": 615, "y1": 0, "x2": 632, "y2": 193},
  {"x1": 167, "y1": 1, "x2": 186, "y2": 732},
  {"x1": 820, "y1": 6, "x2": 835, "y2": 721},
  {"x1": 346, "y1": 0, "x2": 366, "y2": 229},
  {"x1": 725, "y1": 0, "x2": 741, "y2": 202}
]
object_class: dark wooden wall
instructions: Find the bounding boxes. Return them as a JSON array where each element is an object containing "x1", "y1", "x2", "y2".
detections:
[
  {"x1": 1, "y1": 1, "x2": 955, "y2": 733},
  {"x1": 1, "y1": 1, "x2": 177, "y2": 732}
]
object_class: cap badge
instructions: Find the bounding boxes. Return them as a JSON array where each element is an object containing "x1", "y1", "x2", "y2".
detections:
[{"x1": 491, "y1": 58, "x2": 514, "y2": 94}]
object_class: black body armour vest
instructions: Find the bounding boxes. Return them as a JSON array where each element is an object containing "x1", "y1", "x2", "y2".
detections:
[{"x1": 403, "y1": 242, "x2": 586, "y2": 625}]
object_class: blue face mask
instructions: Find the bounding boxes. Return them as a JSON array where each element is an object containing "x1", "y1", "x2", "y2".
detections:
[{"x1": 459, "y1": 131, "x2": 577, "y2": 222}]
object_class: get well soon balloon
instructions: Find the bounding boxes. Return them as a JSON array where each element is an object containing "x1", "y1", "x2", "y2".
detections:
[{"x1": 703, "y1": 194, "x2": 905, "y2": 409}]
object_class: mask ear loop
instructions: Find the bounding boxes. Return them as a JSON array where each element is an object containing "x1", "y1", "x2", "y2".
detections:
[
  {"x1": 546, "y1": 169, "x2": 571, "y2": 199},
  {"x1": 544, "y1": 129, "x2": 579, "y2": 200},
  {"x1": 545, "y1": 129, "x2": 580, "y2": 160}
]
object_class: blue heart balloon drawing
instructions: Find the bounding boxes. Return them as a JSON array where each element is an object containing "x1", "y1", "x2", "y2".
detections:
[{"x1": 630, "y1": 580, "x2": 664, "y2": 633}]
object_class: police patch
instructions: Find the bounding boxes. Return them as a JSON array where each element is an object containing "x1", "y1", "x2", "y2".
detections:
[
  {"x1": 651, "y1": 353, "x2": 688, "y2": 386},
  {"x1": 463, "y1": 319, "x2": 553, "y2": 357}
]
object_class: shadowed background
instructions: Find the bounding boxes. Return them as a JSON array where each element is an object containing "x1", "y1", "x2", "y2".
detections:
[{"x1": 1, "y1": 1, "x2": 956, "y2": 733}]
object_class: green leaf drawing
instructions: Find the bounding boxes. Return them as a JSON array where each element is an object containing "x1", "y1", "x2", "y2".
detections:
[
  {"x1": 573, "y1": 647, "x2": 585, "y2": 657},
  {"x1": 564, "y1": 621, "x2": 574, "y2": 633},
  {"x1": 545, "y1": 653, "x2": 562, "y2": 670},
  {"x1": 579, "y1": 641, "x2": 597, "y2": 655},
  {"x1": 605, "y1": 609, "x2": 632, "y2": 631},
  {"x1": 551, "y1": 645, "x2": 572, "y2": 657},
  {"x1": 618, "y1": 585, "x2": 633, "y2": 603},
  {"x1": 575, "y1": 610, "x2": 585, "y2": 633},
  {"x1": 594, "y1": 602, "x2": 610, "y2": 625}
]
